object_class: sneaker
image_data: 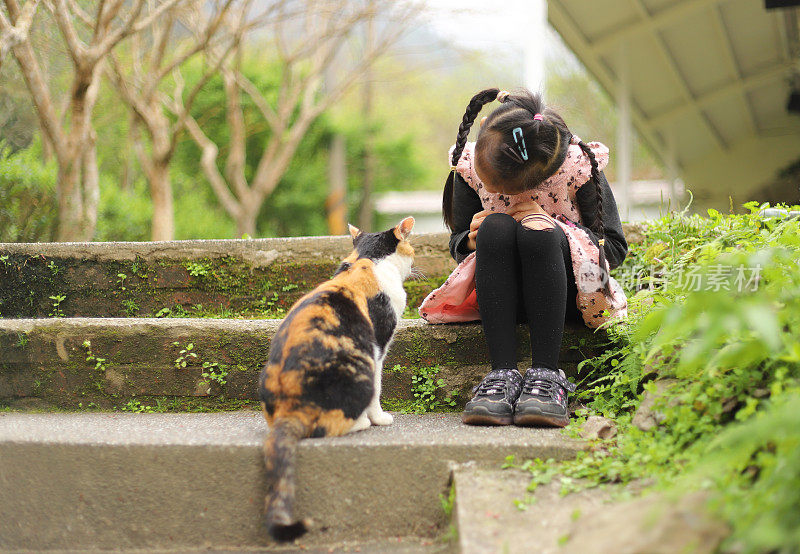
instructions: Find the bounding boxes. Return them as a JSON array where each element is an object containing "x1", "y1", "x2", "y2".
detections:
[
  {"x1": 513, "y1": 367, "x2": 576, "y2": 427},
  {"x1": 461, "y1": 368, "x2": 522, "y2": 426}
]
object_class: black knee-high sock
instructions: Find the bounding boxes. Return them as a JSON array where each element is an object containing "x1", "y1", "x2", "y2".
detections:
[
  {"x1": 516, "y1": 224, "x2": 568, "y2": 371},
  {"x1": 475, "y1": 213, "x2": 520, "y2": 370}
]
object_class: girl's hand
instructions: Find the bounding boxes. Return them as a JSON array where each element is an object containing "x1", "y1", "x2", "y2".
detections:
[
  {"x1": 466, "y1": 209, "x2": 491, "y2": 250},
  {"x1": 508, "y1": 201, "x2": 555, "y2": 230}
]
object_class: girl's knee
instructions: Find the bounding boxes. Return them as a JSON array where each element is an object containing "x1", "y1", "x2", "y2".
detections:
[
  {"x1": 477, "y1": 212, "x2": 517, "y2": 247},
  {"x1": 475, "y1": 213, "x2": 519, "y2": 251},
  {"x1": 517, "y1": 220, "x2": 564, "y2": 253}
]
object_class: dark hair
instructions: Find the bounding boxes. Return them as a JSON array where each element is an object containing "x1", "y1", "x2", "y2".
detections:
[{"x1": 443, "y1": 87, "x2": 611, "y2": 294}]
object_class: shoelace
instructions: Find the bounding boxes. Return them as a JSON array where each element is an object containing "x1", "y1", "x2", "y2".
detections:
[
  {"x1": 522, "y1": 368, "x2": 576, "y2": 402},
  {"x1": 522, "y1": 378, "x2": 560, "y2": 401},
  {"x1": 472, "y1": 370, "x2": 520, "y2": 396}
]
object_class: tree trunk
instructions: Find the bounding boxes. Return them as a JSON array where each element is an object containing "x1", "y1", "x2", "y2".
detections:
[
  {"x1": 327, "y1": 133, "x2": 347, "y2": 235},
  {"x1": 55, "y1": 66, "x2": 101, "y2": 241},
  {"x1": 235, "y1": 203, "x2": 258, "y2": 238},
  {"x1": 55, "y1": 156, "x2": 84, "y2": 241},
  {"x1": 148, "y1": 160, "x2": 174, "y2": 241},
  {"x1": 40, "y1": 122, "x2": 54, "y2": 162},
  {"x1": 81, "y1": 135, "x2": 99, "y2": 239}
]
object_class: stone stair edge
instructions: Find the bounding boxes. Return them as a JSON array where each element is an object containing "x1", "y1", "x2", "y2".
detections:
[
  {"x1": 0, "y1": 232, "x2": 452, "y2": 263},
  {"x1": 0, "y1": 412, "x2": 585, "y2": 452},
  {"x1": 0, "y1": 315, "x2": 605, "y2": 333},
  {"x1": 0, "y1": 221, "x2": 644, "y2": 262}
]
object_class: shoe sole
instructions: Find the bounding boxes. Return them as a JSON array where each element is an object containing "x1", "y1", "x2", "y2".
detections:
[
  {"x1": 514, "y1": 413, "x2": 569, "y2": 428},
  {"x1": 461, "y1": 405, "x2": 513, "y2": 426},
  {"x1": 462, "y1": 413, "x2": 513, "y2": 426}
]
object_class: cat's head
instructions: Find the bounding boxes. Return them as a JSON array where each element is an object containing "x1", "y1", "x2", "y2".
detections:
[{"x1": 341, "y1": 217, "x2": 415, "y2": 279}]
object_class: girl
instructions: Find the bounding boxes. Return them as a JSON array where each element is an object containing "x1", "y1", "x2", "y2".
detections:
[{"x1": 419, "y1": 88, "x2": 629, "y2": 427}]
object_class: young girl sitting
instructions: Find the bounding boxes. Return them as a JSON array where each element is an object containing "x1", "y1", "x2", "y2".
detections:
[{"x1": 419, "y1": 88, "x2": 629, "y2": 428}]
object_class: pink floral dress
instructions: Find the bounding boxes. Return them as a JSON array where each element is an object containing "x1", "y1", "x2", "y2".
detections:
[{"x1": 419, "y1": 137, "x2": 628, "y2": 329}]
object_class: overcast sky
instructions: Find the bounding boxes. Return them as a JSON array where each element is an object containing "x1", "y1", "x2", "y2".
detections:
[{"x1": 420, "y1": 0, "x2": 578, "y2": 91}]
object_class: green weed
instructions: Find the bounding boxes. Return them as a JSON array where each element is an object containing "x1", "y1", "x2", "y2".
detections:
[
  {"x1": 201, "y1": 361, "x2": 229, "y2": 387},
  {"x1": 82, "y1": 340, "x2": 107, "y2": 372},
  {"x1": 172, "y1": 342, "x2": 198, "y2": 368},
  {"x1": 508, "y1": 201, "x2": 800, "y2": 552},
  {"x1": 185, "y1": 261, "x2": 211, "y2": 278},
  {"x1": 48, "y1": 294, "x2": 66, "y2": 317}
]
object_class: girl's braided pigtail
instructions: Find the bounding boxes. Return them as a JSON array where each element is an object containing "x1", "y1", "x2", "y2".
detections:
[
  {"x1": 577, "y1": 139, "x2": 612, "y2": 296},
  {"x1": 443, "y1": 88, "x2": 501, "y2": 230}
]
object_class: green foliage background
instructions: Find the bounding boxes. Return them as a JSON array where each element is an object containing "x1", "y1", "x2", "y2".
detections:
[
  {"x1": 509, "y1": 201, "x2": 800, "y2": 553},
  {"x1": 0, "y1": 139, "x2": 57, "y2": 242}
]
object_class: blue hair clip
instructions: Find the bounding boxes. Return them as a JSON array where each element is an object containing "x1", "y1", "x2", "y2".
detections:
[{"x1": 512, "y1": 127, "x2": 528, "y2": 161}]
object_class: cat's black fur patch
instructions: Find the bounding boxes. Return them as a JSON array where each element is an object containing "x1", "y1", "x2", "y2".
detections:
[
  {"x1": 303, "y1": 354, "x2": 372, "y2": 418},
  {"x1": 368, "y1": 292, "x2": 396, "y2": 353},
  {"x1": 353, "y1": 229, "x2": 399, "y2": 261},
  {"x1": 259, "y1": 381, "x2": 276, "y2": 407},
  {"x1": 333, "y1": 261, "x2": 351, "y2": 276},
  {"x1": 326, "y1": 291, "x2": 374, "y2": 346}
]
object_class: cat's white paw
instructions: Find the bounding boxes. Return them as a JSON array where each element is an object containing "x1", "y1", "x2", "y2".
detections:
[
  {"x1": 368, "y1": 410, "x2": 394, "y2": 426},
  {"x1": 349, "y1": 413, "x2": 372, "y2": 433}
]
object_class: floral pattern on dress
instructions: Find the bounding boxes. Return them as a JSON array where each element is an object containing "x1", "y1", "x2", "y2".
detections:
[{"x1": 419, "y1": 137, "x2": 627, "y2": 329}]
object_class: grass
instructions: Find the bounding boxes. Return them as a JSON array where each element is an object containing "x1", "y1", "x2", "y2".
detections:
[{"x1": 505, "y1": 200, "x2": 800, "y2": 553}]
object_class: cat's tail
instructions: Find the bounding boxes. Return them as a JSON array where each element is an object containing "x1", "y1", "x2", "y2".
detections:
[{"x1": 263, "y1": 417, "x2": 309, "y2": 542}]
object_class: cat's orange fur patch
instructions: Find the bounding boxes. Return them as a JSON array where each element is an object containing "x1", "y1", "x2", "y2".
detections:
[
  {"x1": 397, "y1": 240, "x2": 414, "y2": 258},
  {"x1": 317, "y1": 409, "x2": 355, "y2": 436},
  {"x1": 262, "y1": 401, "x2": 355, "y2": 437}
]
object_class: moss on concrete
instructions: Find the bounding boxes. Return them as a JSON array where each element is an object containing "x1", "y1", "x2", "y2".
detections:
[
  {"x1": 0, "y1": 245, "x2": 452, "y2": 319},
  {"x1": 0, "y1": 396, "x2": 260, "y2": 413}
]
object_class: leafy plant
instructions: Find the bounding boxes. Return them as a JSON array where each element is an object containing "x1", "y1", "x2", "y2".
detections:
[
  {"x1": 121, "y1": 399, "x2": 154, "y2": 413},
  {"x1": 0, "y1": 139, "x2": 58, "y2": 242},
  {"x1": 201, "y1": 361, "x2": 229, "y2": 387},
  {"x1": 82, "y1": 340, "x2": 108, "y2": 372},
  {"x1": 410, "y1": 366, "x2": 458, "y2": 413},
  {"x1": 173, "y1": 342, "x2": 198, "y2": 368},
  {"x1": 48, "y1": 294, "x2": 66, "y2": 317},
  {"x1": 122, "y1": 299, "x2": 139, "y2": 316},
  {"x1": 185, "y1": 261, "x2": 211, "y2": 278}
]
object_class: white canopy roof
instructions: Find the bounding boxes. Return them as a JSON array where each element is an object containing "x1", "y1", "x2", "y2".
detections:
[{"x1": 548, "y1": 0, "x2": 800, "y2": 208}]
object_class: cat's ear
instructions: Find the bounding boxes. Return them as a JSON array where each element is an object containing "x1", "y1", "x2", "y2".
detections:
[
  {"x1": 348, "y1": 224, "x2": 362, "y2": 241},
  {"x1": 393, "y1": 217, "x2": 415, "y2": 240}
]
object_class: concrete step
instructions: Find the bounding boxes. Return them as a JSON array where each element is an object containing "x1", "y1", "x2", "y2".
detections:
[
  {"x1": 0, "y1": 234, "x2": 454, "y2": 319},
  {"x1": 0, "y1": 412, "x2": 585, "y2": 550},
  {"x1": 450, "y1": 466, "x2": 727, "y2": 554},
  {"x1": 0, "y1": 318, "x2": 604, "y2": 411},
  {"x1": 451, "y1": 466, "x2": 612, "y2": 554}
]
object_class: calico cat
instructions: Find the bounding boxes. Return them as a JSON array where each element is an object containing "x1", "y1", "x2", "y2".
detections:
[{"x1": 259, "y1": 216, "x2": 415, "y2": 542}]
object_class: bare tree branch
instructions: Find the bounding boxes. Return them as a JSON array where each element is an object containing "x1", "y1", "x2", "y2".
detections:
[
  {"x1": 88, "y1": 0, "x2": 145, "y2": 59},
  {"x1": 63, "y1": 0, "x2": 91, "y2": 27},
  {"x1": 184, "y1": 0, "x2": 417, "y2": 236},
  {"x1": 4, "y1": 0, "x2": 197, "y2": 240},
  {"x1": 184, "y1": 113, "x2": 243, "y2": 219},
  {"x1": 0, "y1": 0, "x2": 39, "y2": 66},
  {"x1": 154, "y1": 0, "x2": 235, "y2": 82},
  {"x1": 2, "y1": 0, "x2": 65, "y2": 156},
  {"x1": 105, "y1": 0, "x2": 240, "y2": 239},
  {"x1": 49, "y1": 0, "x2": 85, "y2": 63}
]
